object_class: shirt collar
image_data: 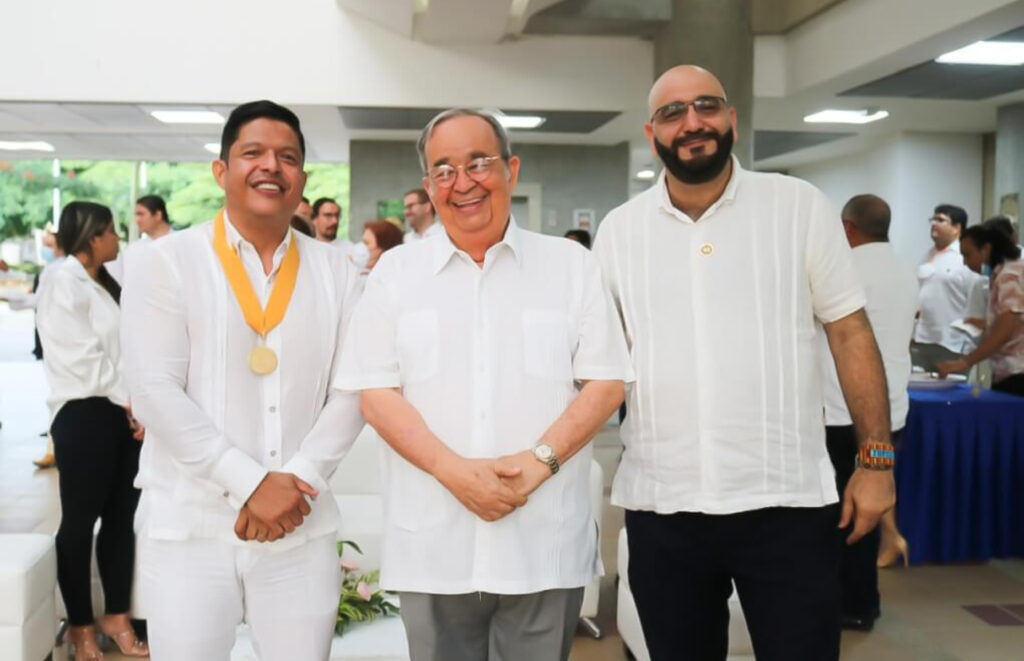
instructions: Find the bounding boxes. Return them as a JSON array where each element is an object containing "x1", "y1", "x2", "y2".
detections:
[
  {"x1": 222, "y1": 208, "x2": 293, "y2": 274},
  {"x1": 655, "y1": 154, "x2": 743, "y2": 223},
  {"x1": 431, "y1": 216, "x2": 522, "y2": 275}
]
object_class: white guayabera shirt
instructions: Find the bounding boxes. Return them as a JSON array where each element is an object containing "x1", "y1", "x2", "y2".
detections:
[
  {"x1": 594, "y1": 158, "x2": 866, "y2": 515},
  {"x1": 121, "y1": 214, "x2": 364, "y2": 552},
  {"x1": 336, "y1": 219, "x2": 633, "y2": 594}
]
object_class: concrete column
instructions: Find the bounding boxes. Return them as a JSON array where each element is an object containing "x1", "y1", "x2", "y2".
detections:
[
  {"x1": 995, "y1": 102, "x2": 1024, "y2": 226},
  {"x1": 654, "y1": 0, "x2": 754, "y2": 167}
]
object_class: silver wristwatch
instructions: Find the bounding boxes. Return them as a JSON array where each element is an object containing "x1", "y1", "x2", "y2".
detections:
[{"x1": 532, "y1": 443, "x2": 560, "y2": 475}]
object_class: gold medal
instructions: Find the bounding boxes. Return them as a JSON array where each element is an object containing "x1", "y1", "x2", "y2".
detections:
[
  {"x1": 248, "y1": 345, "x2": 278, "y2": 375},
  {"x1": 211, "y1": 210, "x2": 299, "y2": 378}
]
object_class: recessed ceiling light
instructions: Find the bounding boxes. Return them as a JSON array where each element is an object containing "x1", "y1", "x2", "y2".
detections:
[
  {"x1": 803, "y1": 109, "x2": 889, "y2": 125},
  {"x1": 204, "y1": 143, "x2": 221, "y2": 154},
  {"x1": 496, "y1": 114, "x2": 546, "y2": 130},
  {"x1": 151, "y1": 110, "x2": 225, "y2": 125},
  {"x1": 636, "y1": 169, "x2": 656, "y2": 180},
  {"x1": 0, "y1": 141, "x2": 55, "y2": 152},
  {"x1": 936, "y1": 41, "x2": 1024, "y2": 66}
]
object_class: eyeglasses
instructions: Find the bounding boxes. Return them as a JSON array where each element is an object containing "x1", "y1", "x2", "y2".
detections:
[
  {"x1": 427, "y1": 155, "x2": 502, "y2": 188},
  {"x1": 651, "y1": 96, "x2": 728, "y2": 124}
]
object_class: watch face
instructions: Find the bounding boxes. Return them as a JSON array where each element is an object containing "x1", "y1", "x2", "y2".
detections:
[{"x1": 535, "y1": 445, "x2": 553, "y2": 461}]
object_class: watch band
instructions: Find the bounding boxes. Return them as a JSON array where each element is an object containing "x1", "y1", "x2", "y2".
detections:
[
  {"x1": 532, "y1": 444, "x2": 560, "y2": 475},
  {"x1": 856, "y1": 442, "x2": 896, "y2": 471}
]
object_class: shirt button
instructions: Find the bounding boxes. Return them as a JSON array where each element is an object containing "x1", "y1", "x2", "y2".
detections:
[
  {"x1": 700, "y1": 243, "x2": 714, "y2": 256},
  {"x1": 269, "y1": 406, "x2": 277, "y2": 413},
  {"x1": 270, "y1": 450, "x2": 277, "y2": 457},
  {"x1": 223, "y1": 491, "x2": 230, "y2": 498}
]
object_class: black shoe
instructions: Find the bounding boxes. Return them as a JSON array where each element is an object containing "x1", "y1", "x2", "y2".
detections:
[{"x1": 841, "y1": 614, "x2": 876, "y2": 631}]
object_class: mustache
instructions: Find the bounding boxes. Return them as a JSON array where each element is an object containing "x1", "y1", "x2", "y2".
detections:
[{"x1": 671, "y1": 131, "x2": 721, "y2": 149}]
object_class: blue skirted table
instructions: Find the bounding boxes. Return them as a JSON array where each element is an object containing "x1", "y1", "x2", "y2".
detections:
[{"x1": 897, "y1": 384, "x2": 1024, "y2": 564}]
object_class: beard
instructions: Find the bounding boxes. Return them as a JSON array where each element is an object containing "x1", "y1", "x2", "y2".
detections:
[{"x1": 654, "y1": 128, "x2": 734, "y2": 185}]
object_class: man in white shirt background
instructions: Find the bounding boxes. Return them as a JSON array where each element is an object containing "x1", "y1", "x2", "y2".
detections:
[
  {"x1": 121, "y1": 100, "x2": 364, "y2": 660},
  {"x1": 402, "y1": 187, "x2": 443, "y2": 243},
  {"x1": 912, "y1": 204, "x2": 981, "y2": 371},
  {"x1": 310, "y1": 196, "x2": 343, "y2": 244},
  {"x1": 593, "y1": 65, "x2": 894, "y2": 661},
  {"x1": 337, "y1": 108, "x2": 632, "y2": 661},
  {"x1": 820, "y1": 194, "x2": 918, "y2": 632}
]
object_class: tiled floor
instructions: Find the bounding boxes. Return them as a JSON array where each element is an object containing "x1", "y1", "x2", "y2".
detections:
[{"x1": 2, "y1": 304, "x2": 1023, "y2": 660}]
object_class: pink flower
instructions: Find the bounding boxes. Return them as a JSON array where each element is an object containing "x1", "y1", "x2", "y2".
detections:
[
  {"x1": 340, "y1": 558, "x2": 360, "y2": 572},
  {"x1": 356, "y1": 582, "x2": 372, "y2": 601}
]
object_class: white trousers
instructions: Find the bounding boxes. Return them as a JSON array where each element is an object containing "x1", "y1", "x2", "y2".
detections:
[{"x1": 138, "y1": 534, "x2": 341, "y2": 660}]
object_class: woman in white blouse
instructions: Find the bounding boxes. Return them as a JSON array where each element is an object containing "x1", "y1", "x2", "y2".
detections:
[{"x1": 37, "y1": 202, "x2": 148, "y2": 660}]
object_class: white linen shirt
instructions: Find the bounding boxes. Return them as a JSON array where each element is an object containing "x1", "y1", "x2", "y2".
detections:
[
  {"x1": 913, "y1": 241, "x2": 981, "y2": 352},
  {"x1": 37, "y1": 257, "x2": 128, "y2": 423},
  {"x1": 403, "y1": 220, "x2": 443, "y2": 244},
  {"x1": 593, "y1": 160, "x2": 866, "y2": 515},
  {"x1": 121, "y1": 214, "x2": 364, "y2": 551},
  {"x1": 335, "y1": 220, "x2": 633, "y2": 595},
  {"x1": 819, "y1": 242, "x2": 918, "y2": 430}
]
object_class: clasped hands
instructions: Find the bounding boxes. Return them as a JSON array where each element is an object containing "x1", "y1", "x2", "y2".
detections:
[
  {"x1": 234, "y1": 472, "x2": 318, "y2": 543},
  {"x1": 434, "y1": 450, "x2": 553, "y2": 522}
]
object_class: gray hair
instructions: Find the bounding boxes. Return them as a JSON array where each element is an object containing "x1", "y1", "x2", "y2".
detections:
[{"x1": 416, "y1": 108, "x2": 512, "y2": 173}]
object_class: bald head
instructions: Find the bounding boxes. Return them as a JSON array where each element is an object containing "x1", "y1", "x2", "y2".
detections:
[
  {"x1": 648, "y1": 65, "x2": 728, "y2": 115},
  {"x1": 842, "y1": 194, "x2": 891, "y2": 243}
]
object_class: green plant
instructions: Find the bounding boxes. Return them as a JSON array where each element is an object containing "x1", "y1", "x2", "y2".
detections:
[{"x1": 335, "y1": 540, "x2": 399, "y2": 636}]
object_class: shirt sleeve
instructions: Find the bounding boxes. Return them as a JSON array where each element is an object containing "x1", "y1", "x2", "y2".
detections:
[
  {"x1": 38, "y1": 269, "x2": 127, "y2": 406},
  {"x1": 572, "y1": 248, "x2": 635, "y2": 383},
  {"x1": 283, "y1": 255, "x2": 366, "y2": 490},
  {"x1": 804, "y1": 185, "x2": 866, "y2": 323},
  {"x1": 992, "y1": 265, "x2": 1024, "y2": 316},
  {"x1": 120, "y1": 245, "x2": 267, "y2": 509},
  {"x1": 333, "y1": 252, "x2": 402, "y2": 391}
]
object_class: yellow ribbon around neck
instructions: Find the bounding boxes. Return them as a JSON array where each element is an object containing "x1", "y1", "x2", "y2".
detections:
[{"x1": 211, "y1": 209, "x2": 299, "y2": 339}]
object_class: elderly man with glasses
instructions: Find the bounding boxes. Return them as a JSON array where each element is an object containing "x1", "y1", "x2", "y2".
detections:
[
  {"x1": 336, "y1": 108, "x2": 632, "y2": 661},
  {"x1": 593, "y1": 66, "x2": 895, "y2": 661}
]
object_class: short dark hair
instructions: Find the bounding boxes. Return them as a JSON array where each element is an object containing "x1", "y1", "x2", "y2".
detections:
[
  {"x1": 842, "y1": 194, "x2": 891, "y2": 241},
  {"x1": 564, "y1": 229, "x2": 592, "y2": 249},
  {"x1": 934, "y1": 204, "x2": 967, "y2": 232},
  {"x1": 219, "y1": 100, "x2": 305, "y2": 163},
  {"x1": 311, "y1": 197, "x2": 339, "y2": 218},
  {"x1": 962, "y1": 223, "x2": 1021, "y2": 270},
  {"x1": 136, "y1": 194, "x2": 170, "y2": 225},
  {"x1": 301, "y1": 196, "x2": 310, "y2": 204},
  {"x1": 290, "y1": 215, "x2": 313, "y2": 237},
  {"x1": 982, "y1": 215, "x2": 1015, "y2": 242}
]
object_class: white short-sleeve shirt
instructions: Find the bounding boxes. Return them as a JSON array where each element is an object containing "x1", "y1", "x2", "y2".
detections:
[
  {"x1": 593, "y1": 159, "x2": 866, "y2": 515},
  {"x1": 335, "y1": 220, "x2": 633, "y2": 594},
  {"x1": 819, "y1": 242, "x2": 918, "y2": 430},
  {"x1": 913, "y1": 241, "x2": 982, "y2": 352}
]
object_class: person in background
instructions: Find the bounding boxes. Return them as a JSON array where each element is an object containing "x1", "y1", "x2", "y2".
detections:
[
  {"x1": 402, "y1": 187, "x2": 443, "y2": 243},
  {"x1": 819, "y1": 194, "x2": 918, "y2": 629},
  {"x1": 296, "y1": 196, "x2": 313, "y2": 223},
  {"x1": 355, "y1": 219, "x2": 404, "y2": 292},
  {"x1": 564, "y1": 229, "x2": 592, "y2": 249},
  {"x1": 937, "y1": 224, "x2": 1024, "y2": 395},
  {"x1": 912, "y1": 204, "x2": 981, "y2": 372},
  {"x1": 37, "y1": 201, "x2": 148, "y2": 660},
  {"x1": 291, "y1": 214, "x2": 314, "y2": 237},
  {"x1": 107, "y1": 195, "x2": 173, "y2": 285}
]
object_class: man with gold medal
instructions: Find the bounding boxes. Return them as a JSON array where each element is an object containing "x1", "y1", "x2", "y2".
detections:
[{"x1": 120, "y1": 101, "x2": 364, "y2": 660}]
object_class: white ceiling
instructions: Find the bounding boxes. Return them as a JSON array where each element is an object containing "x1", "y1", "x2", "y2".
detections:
[{"x1": 1, "y1": 0, "x2": 1024, "y2": 172}]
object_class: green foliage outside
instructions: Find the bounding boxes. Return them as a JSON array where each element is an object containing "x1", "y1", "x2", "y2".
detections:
[{"x1": 0, "y1": 159, "x2": 350, "y2": 241}]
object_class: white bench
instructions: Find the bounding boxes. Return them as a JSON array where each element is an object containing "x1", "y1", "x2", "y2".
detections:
[{"x1": 0, "y1": 533, "x2": 57, "y2": 661}]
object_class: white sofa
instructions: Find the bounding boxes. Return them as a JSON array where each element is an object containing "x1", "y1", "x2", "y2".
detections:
[
  {"x1": 0, "y1": 533, "x2": 57, "y2": 661},
  {"x1": 616, "y1": 526, "x2": 754, "y2": 660}
]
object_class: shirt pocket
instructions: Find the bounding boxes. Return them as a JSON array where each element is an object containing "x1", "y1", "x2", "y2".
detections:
[
  {"x1": 522, "y1": 309, "x2": 574, "y2": 381},
  {"x1": 396, "y1": 310, "x2": 440, "y2": 384}
]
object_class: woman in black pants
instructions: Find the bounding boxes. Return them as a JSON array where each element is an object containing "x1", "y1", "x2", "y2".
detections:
[{"x1": 38, "y1": 202, "x2": 148, "y2": 659}]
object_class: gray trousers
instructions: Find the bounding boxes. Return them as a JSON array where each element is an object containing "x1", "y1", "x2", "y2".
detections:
[{"x1": 399, "y1": 588, "x2": 585, "y2": 661}]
